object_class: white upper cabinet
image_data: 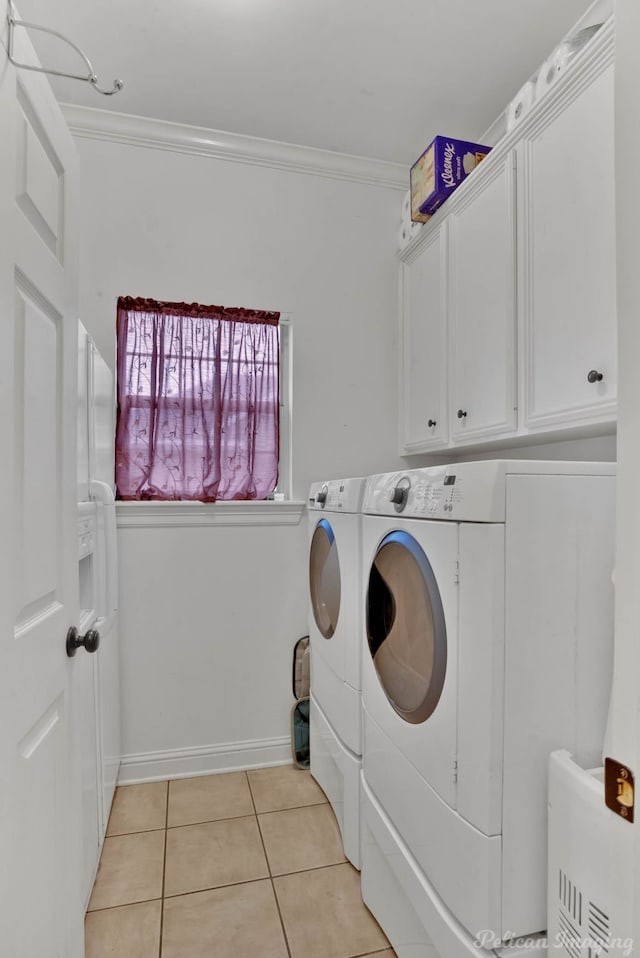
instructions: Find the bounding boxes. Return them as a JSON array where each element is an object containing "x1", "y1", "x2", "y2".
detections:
[
  {"x1": 400, "y1": 223, "x2": 448, "y2": 452},
  {"x1": 398, "y1": 17, "x2": 615, "y2": 455},
  {"x1": 449, "y1": 153, "x2": 517, "y2": 444},
  {"x1": 519, "y1": 58, "x2": 616, "y2": 431}
]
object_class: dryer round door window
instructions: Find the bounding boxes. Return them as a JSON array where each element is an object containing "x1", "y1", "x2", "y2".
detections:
[
  {"x1": 367, "y1": 531, "x2": 447, "y2": 725},
  {"x1": 309, "y1": 519, "x2": 341, "y2": 639}
]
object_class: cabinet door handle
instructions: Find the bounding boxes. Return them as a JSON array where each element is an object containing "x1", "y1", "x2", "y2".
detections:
[
  {"x1": 428, "y1": 419, "x2": 437, "y2": 428},
  {"x1": 457, "y1": 409, "x2": 467, "y2": 419},
  {"x1": 587, "y1": 369, "x2": 604, "y2": 383}
]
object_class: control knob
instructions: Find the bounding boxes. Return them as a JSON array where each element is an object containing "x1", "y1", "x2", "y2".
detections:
[{"x1": 389, "y1": 486, "x2": 408, "y2": 506}]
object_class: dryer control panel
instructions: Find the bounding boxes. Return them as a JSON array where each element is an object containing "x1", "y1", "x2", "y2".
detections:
[{"x1": 308, "y1": 477, "x2": 365, "y2": 514}]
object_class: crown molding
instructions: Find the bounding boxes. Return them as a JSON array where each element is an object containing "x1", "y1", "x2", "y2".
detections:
[{"x1": 60, "y1": 103, "x2": 407, "y2": 191}]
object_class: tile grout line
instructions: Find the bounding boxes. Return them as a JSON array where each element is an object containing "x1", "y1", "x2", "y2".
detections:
[
  {"x1": 165, "y1": 810, "x2": 264, "y2": 829},
  {"x1": 163, "y1": 873, "x2": 284, "y2": 901},
  {"x1": 246, "y1": 771, "x2": 294, "y2": 958},
  {"x1": 158, "y1": 781, "x2": 171, "y2": 958},
  {"x1": 351, "y1": 950, "x2": 395, "y2": 958},
  {"x1": 254, "y1": 798, "x2": 329, "y2": 818},
  {"x1": 106, "y1": 800, "x2": 330, "y2": 840},
  {"x1": 159, "y1": 861, "x2": 349, "y2": 900},
  {"x1": 253, "y1": 858, "x2": 350, "y2": 882},
  {"x1": 86, "y1": 896, "x2": 163, "y2": 916},
  {"x1": 103, "y1": 826, "x2": 167, "y2": 839}
]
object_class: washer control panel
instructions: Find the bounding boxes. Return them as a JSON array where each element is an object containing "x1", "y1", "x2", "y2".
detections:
[
  {"x1": 413, "y1": 473, "x2": 465, "y2": 516},
  {"x1": 363, "y1": 462, "x2": 506, "y2": 523}
]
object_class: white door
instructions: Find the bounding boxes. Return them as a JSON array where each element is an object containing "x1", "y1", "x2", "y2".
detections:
[
  {"x1": 449, "y1": 151, "x2": 517, "y2": 443},
  {"x1": 519, "y1": 62, "x2": 616, "y2": 430},
  {"x1": 400, "y1": 223, "x2": 448, "y2": 452},
  {"x1": 0, "y1": 22, "x2": 82, "y2": 958}
]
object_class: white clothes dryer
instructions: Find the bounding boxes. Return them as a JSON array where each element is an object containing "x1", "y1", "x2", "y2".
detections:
[
  {"x1": 308, "y1": 477, "x2": 366, "y2": 867},
  {"x1": 359, "y1": 460, "x2": 615, "y2": 957}
]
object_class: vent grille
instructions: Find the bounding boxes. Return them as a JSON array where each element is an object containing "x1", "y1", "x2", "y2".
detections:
[
  {"x1": 560, "y1": 868, "x2": 583, "y2": 925},
  {"x1": 558, "y1": 910, "x2": 581, "y2": 958},
  {"x1": 588, "y1": 901, "x2": 611, "y2": 954},
  {"x1": 556, "y1": 869, "x2": 611, "y2": 957}
]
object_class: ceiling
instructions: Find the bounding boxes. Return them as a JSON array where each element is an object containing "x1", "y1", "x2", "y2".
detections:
[{"x1": 12, "y1": 0, "x2": 593, "y2": 164}]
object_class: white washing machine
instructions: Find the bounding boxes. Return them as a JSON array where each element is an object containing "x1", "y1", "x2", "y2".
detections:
[
  {"x1": 308, "y1": 477, "x2": 366, "y2": 868},
  {"x1": 359, "y1": 460, "x2": 616, "y2": 958}
]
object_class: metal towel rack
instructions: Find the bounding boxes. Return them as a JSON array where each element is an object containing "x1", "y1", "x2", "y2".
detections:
[{"x1": 6, "y1": 1, "x2": 123, "y2": 96}]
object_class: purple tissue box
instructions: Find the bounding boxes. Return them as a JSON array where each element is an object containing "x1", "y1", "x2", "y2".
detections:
[{"x1": 410, "y1": 136, "x2": 492, "y2": 223}]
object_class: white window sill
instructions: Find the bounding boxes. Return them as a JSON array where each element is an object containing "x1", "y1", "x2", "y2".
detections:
[{"x1": 116, "y1": 499, "x2": 306, "y2": 529}]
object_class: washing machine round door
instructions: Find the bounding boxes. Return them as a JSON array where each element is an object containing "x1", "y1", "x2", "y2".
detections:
[
  {"x1": 309, "y1": 519, "x2": 341, "y2": 639},
  {"x1": 367, "y1": 531, "x2": 447, "y2": 724}
]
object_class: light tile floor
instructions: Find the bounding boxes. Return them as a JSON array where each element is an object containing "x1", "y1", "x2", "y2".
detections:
[{"x1": 86, "y1": 765, "x2": 396, "y2": 958}]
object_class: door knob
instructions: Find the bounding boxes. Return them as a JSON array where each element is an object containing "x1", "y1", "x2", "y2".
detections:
[
  {"x1": 587, "y1": 369, "x2": 603, "y2": 383},
  {"x1": 457, "y1": 409, "x2": 467, "y2": 419},
  {"x1": 66, "y1": 626, "x2": 100, "y2": 657},
  {"x1": 428, "y1": 419, "x2": 437, "y2": 428}
]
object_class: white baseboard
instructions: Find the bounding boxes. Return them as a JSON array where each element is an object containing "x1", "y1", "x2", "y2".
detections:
[{"x1": 118, "y1": 735, "x2": 292, "y2": 785}]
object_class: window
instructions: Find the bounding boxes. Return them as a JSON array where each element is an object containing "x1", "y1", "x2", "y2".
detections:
[{"x1": 115, "y1": 296, "x2": 285, "y2": 502}]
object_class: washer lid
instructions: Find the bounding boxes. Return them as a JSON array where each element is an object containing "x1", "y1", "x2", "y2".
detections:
[
  {"x1": 367, "y1": 530, "x2": 447, "y2": 724},
  {"x1": 309, "y1": 518, "x2": 341, "y2": 639}
]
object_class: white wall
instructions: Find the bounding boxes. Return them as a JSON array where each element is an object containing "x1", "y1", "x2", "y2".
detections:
[
  {"x1": 116, "y1": 517, "x2": 308, "y2": 778},
  {"x1": 74, "y1": 129, "x2": 403, "y2": 775}
]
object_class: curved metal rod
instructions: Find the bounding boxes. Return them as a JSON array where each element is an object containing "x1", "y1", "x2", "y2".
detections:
[{"x1": 7, "y1": 5, "x2": 123, "y2": 96}]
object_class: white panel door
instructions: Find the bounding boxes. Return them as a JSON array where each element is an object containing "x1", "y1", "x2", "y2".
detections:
[
  {"x1": 449, "y1": 152, "x2": 517, "y2": 443},
  {"x1": 0, "y1": 24, "x2": 82, "y2": 958},
  {"x1": 520, "y1": 62, "x2": 616, "y2": 430},
  {"x1": 400, "y1": 223, "x2": 448, "y2": 452}
]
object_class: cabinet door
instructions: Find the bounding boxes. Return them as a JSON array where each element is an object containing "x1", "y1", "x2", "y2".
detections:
[
  {"x1": 520, "y1": 62, "x2": 616, "y2": 429},
  {"x1": 449, "y1": 153, "x2": 517, "y2": 443},
  {"x1": 400, "y1": 224, "x2": 448, "y2": 452}
]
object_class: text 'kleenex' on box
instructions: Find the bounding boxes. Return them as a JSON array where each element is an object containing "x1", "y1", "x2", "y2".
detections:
[{"x1": 410, "y1": 136, "x2": 491, "y2": 223}]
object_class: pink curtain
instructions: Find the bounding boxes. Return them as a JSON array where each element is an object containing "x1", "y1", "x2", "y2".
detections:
[{"x1": 115, "y1": 296, "x2": 280, "y2": 501}]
